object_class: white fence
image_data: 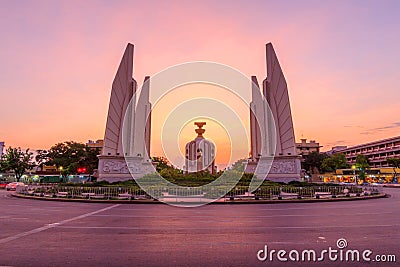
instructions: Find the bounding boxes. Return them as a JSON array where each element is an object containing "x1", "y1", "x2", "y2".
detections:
[{"x1": 16, "y1": 184, "x2": 382, "y2": 201}]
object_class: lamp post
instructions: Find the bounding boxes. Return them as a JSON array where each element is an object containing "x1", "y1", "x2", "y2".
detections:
[
  {"x1": 59, "y1": 166, "x2": 63, "y2": 183},
  {"x1": 352, "y1": 165, "x2": 357, "y2": 185}
]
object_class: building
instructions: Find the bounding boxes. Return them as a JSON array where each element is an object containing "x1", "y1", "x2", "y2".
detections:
[
  {"x1": 86, "y1": 139, "x2": 104, "y2": 154},
  {"x1": 325, "y1": 146, "x2": 348, "y2": 155},
  {"x1": 185, "y1": 122, "x2": 215, "y2": 174},
  {"x1": 0, "y1": 142, "x2": 4, "y2": 159},
  {"x1": 34, "y1": 165, "x2": 60, "y2": 175},
  {"x1": 295, "y1": 139, "x2": 322, "y2": 156},
  {"x1": 322, "y1": 167, "x2": 400, "y2": 184},
  {"x1": 334, "y1": 135, "x2": 400, "y2": 168}
]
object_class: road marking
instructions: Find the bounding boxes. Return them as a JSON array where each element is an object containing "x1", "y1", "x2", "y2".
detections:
[
  {"x1": 55, "y1": 224, "x2": 400, "y2": 230},
  {"x1": 89, "y1": 211, "x2": 394, "y2": 218},
  {"x1": 0, "y1": 204, "x2": 120, "y2": 245}
]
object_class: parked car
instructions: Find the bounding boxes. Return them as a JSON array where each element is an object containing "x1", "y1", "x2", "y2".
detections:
[{"x1": 5, "y1": 182, "x2": 25, "y2": 191}]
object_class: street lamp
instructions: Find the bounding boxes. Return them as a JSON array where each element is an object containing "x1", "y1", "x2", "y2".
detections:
[
  {"x1": 352, "y1": 165, "x2": 357, "y2": 185},
  {"x1": 59, "y1": 166, "x2": 63, "y2": 182}
]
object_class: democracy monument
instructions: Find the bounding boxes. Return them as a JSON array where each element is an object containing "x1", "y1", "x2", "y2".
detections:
[
  {"x1": 184, "y1": 122, "x2": 216, "y2": 175},
  {"x1": 97, "y1": 43, "x2": 301, "y2": 182}
]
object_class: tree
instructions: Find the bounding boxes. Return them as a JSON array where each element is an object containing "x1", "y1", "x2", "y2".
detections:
[
  {"x1": 230, "y1": 158, "x2": 247, "y2": 172},
  {"x1": 152, "y1": 156, "x2": 174, "y2": 172},
  {"x1": 36, "y1": 141, "x2": 100, "y2": 178},
  {"x1": 321, "y1": 153, "x2": 348, "y2": 172},
  {"x1": 159, "y1": 168, "x2": 182, "y2": 180},
  {"x1": 0, "y1": 147, "x2": 35, "y2": 182},
  {"x1": 302, "y1": 152, "x2": 328, "y2": 174},
  {"x1": 355, "y1": 154, "x2": 370, "y2": 182},
  {"x1": 387, "y1": 157, "x2": 400, "y2": 183}
]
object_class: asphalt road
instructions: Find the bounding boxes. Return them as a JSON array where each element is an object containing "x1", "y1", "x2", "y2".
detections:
[{"x1": 0, "y1": 188, "x2": 398, "y2": 267}]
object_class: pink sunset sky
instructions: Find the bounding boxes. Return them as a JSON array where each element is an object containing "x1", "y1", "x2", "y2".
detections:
[{"x1": 1, "y1": 0, "x2": 399, "y2": 164}]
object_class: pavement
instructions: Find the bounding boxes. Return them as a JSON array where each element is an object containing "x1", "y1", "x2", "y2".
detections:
[{"x1": 0, "y1": 188, "x2": 399, "y2": 266}]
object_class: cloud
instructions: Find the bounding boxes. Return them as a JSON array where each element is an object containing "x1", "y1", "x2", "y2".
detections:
[
  {"x1": 361, "y1": 121, "x2": 400, "y2": 135},
  {"x1": 360, "y1": 132, "x2": 373, "y2": 135},
  {"x1": 323, "y1": 140, "x2": 348, "y2": 148},
  {"x1": 372, "y1": 121, "x2": 400, "y2": 131},
  {"x1": 344, "y1": 125, "x2": 364, "y2": 128}
]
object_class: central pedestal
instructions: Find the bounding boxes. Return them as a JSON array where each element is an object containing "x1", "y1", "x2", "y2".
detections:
[
  {"x1": 245, "y1": 156, "x2": 301, "y2": 183},
  {"x1": 97, "y1": 156, "x2": 155, "y2": 182}
]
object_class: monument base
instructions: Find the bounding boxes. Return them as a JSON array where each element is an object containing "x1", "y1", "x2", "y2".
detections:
[
  {"x1": 245, "y1": 155, "x2": 301, "y2": 183},
  {"x1": 97, "y1": 155, "x2": 155, "y2": 183}
]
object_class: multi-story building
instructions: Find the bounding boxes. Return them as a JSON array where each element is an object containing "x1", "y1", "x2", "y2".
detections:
[
  {"x1": 86, "y1": 139, "x2": 103, "y2": 154},
  {"x1": 295, "y1": 139, "x2": 322, "y2": 156},
  {"x1": 335, "y1": 136, "x2": 400, "y2": 168}
]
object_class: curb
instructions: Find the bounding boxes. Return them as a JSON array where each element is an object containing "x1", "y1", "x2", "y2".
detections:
[
  {"x1": 11, "y1": 192, "x2": 388, "y2": 205},
  {"x1": 382, "y1": 184, "x2": 400, "y2": 188}
]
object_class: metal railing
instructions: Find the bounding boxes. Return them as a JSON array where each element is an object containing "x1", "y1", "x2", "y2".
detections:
[{"x1": 16, "y1": 184, "x2": 382, "y2": 201}]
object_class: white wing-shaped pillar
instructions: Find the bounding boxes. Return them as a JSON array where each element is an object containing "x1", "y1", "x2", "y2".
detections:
[
  {"x1": 132, "y1": 76, "x2": 151, "y2": 160},
  {"x1": 264, "y1": 43, "x2": 296, "y2": 156},
  {"x1": 249, "y1": 76, "x2": 263, "y2": 160},
  {"x1": 102, "y1": 43, "x2": 136, "y2": 157},
  {"x1": 247, "y1": 43, "x2": 300, "y2": 182}
]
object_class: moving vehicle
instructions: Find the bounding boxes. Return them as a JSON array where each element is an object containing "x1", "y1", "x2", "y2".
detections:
[{"x1": 5, "y1": 182, "x2": 25, "y2": 191}]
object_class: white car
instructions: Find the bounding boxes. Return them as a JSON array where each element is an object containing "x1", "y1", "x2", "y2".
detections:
[{"x1": 5, "y1": 182, "x2": 25, "y2": 191}]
